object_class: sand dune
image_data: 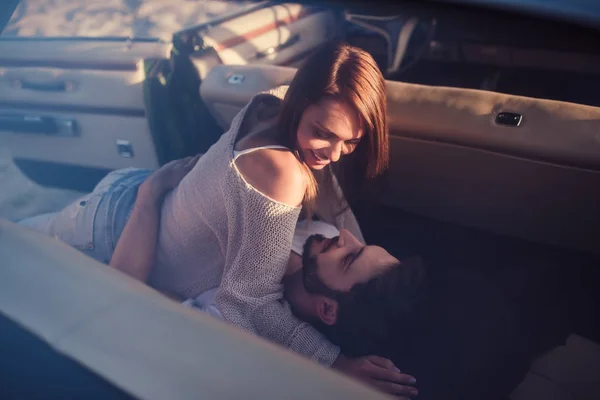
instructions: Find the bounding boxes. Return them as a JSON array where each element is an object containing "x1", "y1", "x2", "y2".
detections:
[
  {"x1": 0, "y1": 149, "x2": 83, "y2": 221},
  {"x1": 3, "y1": 0, "x2": 251, "y2": 41}
]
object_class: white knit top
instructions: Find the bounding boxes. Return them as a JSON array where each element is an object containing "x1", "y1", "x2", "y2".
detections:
[{"x1": 150, "y1": 87, "x2": 364, "y2": 365}]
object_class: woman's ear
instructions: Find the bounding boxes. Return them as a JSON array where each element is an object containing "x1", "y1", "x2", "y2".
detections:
[{"x1": 316, "y1": 297, "x2": 339, "y2": 326}]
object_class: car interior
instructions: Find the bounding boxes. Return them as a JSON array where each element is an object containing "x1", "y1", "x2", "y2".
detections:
[
  {"x1": 0, "y1": 0, "x2": 599, "y2": 399},
  {"x1": 0, "y1": 218, "x2": 389, "y2": 400}
]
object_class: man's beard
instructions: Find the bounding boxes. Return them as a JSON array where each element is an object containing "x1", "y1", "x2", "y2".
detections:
[
  {"x1": 302, "y1": 234, "x2": 343, "y2": 299},
  {"x1": 301, "y1": 233, "x2": 339, "y2": 265},
  {"x1": 301, "y1": 234, "x2": 324, "y2": 263},
  {"x1": 301, "y1": 234, "x2": 324, "y2": 294}
]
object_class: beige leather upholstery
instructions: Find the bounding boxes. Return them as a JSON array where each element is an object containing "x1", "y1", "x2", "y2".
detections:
[
  {"x1": 201, "y1": 64, "x2": 600, "y2": 168},
  {"x1": 380, "y1": 84, "x2": 600, "y2": 256},
  {"x1": 386, "y1": 83, "x2": 600, "y2": 170},
  {"x1": 0, "y1": 219, "x2": 388, "y2": 400},
  {"x1": 200, "y1": 64, "x2": 600, "y2": 256},
  {"x1": 200, "y1": 64, "x2": 296, "y2": 129}
]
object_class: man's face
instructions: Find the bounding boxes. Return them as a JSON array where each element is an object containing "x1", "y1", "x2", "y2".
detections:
[
  {"x1": 283, "y1": 229, "x2": 398, "y2": 323},
  {"x1": 303, "y1": 229, "x2": 398, "y2": 292}
]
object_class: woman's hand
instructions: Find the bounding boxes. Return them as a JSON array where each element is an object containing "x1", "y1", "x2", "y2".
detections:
[{"x1": 138, "y1": 155, "x2": 201, "y2": 204}]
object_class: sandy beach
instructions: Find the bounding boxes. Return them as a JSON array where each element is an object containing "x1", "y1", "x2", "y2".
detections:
[
  {"x1": 3, "y1": 0, "x2": 250, "y2": 41},
  {"x1": 0, "y1": 149, "x2": 83, "y2": 221}
]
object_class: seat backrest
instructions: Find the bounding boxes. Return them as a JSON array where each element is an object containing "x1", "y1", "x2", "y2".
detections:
[{"x1": 200, "y1": 64, "x2": 600, "y2": 256}]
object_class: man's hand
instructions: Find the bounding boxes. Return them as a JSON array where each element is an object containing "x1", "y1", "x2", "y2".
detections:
[
  {"x1": 138, "y1": 155, "x2": 201, "y2": 204},
  {"x1": 332, "y1": 354, "x2": 418, "y2": 399}
]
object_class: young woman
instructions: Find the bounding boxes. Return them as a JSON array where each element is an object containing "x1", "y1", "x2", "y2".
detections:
[{"x1": 19, "y1": 42, "x2": 409, "y2": 395}]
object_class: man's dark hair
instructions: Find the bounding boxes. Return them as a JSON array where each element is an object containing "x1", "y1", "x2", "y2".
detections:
[
  {"x1": 302, "y1": 245, "x2": 428, "y2": 358},
  {"x1": 304, "y1": 248, "x2": 534, "y2": 400}
]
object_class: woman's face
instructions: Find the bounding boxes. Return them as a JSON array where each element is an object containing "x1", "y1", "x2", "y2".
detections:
[{"x1": 296, "y1": 97, "x2": 364, "y2": 170}]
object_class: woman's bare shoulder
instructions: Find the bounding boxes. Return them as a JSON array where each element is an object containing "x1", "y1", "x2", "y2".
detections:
[{"x1": 234, "y1": 148, "x2": 306, "y2": 207}]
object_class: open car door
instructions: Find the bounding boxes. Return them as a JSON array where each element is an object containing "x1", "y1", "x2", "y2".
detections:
[
  {"x1": 173, "y1": 1, "x2": 341, "y2": 76},
  {"x1": 0, "y1": 3, "x2": 172, "y2": 192},
  {"x1": 141, "y1": 1, "x2": 341, "y2": 171},
  {"x1": 0, "y1": 1, "x2": 339, "y2": 193}
]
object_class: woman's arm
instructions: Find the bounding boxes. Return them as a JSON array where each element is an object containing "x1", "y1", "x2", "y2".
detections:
[
  {"x1": 221, "y1": 150, "x2": 413, "y2": 397},
  {"x1": 109, "y1": 156, "x2": 200, "y2": 281}
]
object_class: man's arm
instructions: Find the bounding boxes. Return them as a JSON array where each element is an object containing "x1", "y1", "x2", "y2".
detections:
[
  {"x1": 315, "y1": 170, "x2": 365, "y2": 244},
  {"x1": 219, "y1": 151, "x2": 416, "y2": 397},
  {"x1": 109, "y1": 156, "x2": 200, "y2": 281}
]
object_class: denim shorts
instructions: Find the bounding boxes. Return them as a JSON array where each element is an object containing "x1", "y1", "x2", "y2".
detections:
[{"x1": 19, "y1": 168, "x2": 152, "y2": 263}]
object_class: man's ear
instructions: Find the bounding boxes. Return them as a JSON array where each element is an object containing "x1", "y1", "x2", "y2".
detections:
[{"x1": 316, "y1": 297, "x2": 339, "y2": 326}]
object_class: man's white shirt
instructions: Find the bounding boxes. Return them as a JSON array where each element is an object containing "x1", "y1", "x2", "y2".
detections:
[{"x1": 184, "y1": 220, "x2": 340, "y2": 318}]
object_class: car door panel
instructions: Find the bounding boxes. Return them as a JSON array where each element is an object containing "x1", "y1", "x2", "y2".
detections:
[
  {"x1": 200, "y1": 64, "x2": 600, "y2": 256},
  {"x1": 381, "y1": 80, "x2": 600, "y2": 257},
  {"x1": 186, "y1": 3, "x2": 340, "y2": 80},
  {"x1": 0, "y1": 67, "x2": 146, "y2": 111},
  {"x1": 0, "y1": 39, "x2": 167, "y2": 69},
  {"x1": 0, "y1": 3, "x2": 338, "y2": 192},
  {"x1": 0, "y1": 39, "x2": 169, "y2": 190},
  {"x1": 201, "y1": 3, "x2": 338, "y2": 66},
  {"x1": 1, "y1": 108, "x2": 158, "y2": 169},
  {"x1": 385, "y1": 82, "x2": 600, "y2": 171}
]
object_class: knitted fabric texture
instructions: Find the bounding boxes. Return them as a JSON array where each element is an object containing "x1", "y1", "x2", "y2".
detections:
[{"x1": 150, "y1": 87, "x2": 356, "y2": 365}]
